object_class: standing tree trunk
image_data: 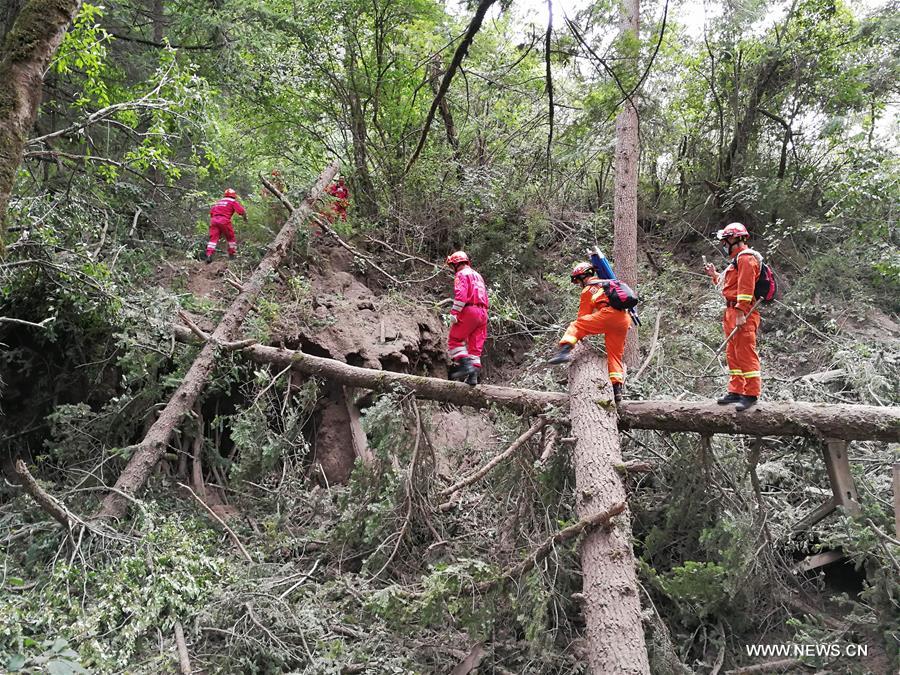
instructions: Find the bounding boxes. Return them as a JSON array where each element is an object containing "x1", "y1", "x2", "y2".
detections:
[
  {"x1": 344, "y1": 25, "x2": 377, "y2": 219},
  {"x1": 569, "y1": 345, "x2": 649, "y2": 673},
  {"x1": 95, "y1": 162, "x2": 339, "y2": 520},
  {"x1": 612, "y1": 0, "x2": 640, "y2": 369},
  {"x1": 0, "y1": 0, "x2": 83, "y2": 245}
]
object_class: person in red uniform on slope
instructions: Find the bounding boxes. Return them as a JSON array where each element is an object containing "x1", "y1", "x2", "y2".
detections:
[
  {"x1": 445, "y1": 251, "x2": 489, "y2": 386},
  {"x1": 703, "y1": 222, "x2": 762, "y2": 412},
  {"x1": 325, "y1": 177, "x2": 350, "y2": 222},
  {"x1": 206, "y1": 188, "x2": 247, "y2": 263},
  {"x1": 548, "y1": 262, "x2": 631, "y2": 402}
]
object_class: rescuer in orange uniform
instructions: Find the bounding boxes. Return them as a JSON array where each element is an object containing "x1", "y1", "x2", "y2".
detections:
[
  {"x1": 548, "y1": 262, "x2": 631, "y2": 402},
  {"x1": 704, "y1": 222, "x2": 762, "y2": 412}
]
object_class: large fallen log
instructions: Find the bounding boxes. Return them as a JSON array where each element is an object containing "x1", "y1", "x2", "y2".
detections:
[
  {"x1": 219, "y1": 341, "x2": 899, "y2": 441},
  {"x1": 569, "y1": 346, "x2": 649, "y2": 673},
  {"x1": 617, "y1": 399, "x2": 900, "y2": 442},
  {"x1": 95, "y1": 162, "x2": 339, "y2": 519}
]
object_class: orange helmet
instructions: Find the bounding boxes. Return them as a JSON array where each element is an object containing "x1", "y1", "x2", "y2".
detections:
[
  {"x1": 271, "y1": 170, "x2": 280, "y2": 176},
  {"x1": 223, "y1": 188, "x2": 238, "y2": 199},
  {"x1": 716, "y1": 222, "x2": 749, "y2": 240},
  {"x1": 570, "y1": 261, "x2": 594, "y2": 282},
  {"x1": 446, "y1": 251, "x2": 469, "y2": 266}
]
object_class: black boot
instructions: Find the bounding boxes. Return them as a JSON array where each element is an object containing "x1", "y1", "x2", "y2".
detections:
[
  {"x1": 717, "y1": 392, "x2": 741, "y2": 405},
  {"x1": 548, "y1": 344, "x2": 574, "y2": 364},
  {"x1": 465, "y1": 368, "x2": 479, "y2": 387},
  {"x1": 612, "y1": 383, "x2": 623, "y2": 403},
  {"x1": 735, "y1": 395, "x2": 758, "y2": 412},
  {"x1": 449, "y1": 358, "x2": 475, "y2": 382},
  {"x1": 205, "y1": 254, "x2": 213, "y2": 265}
]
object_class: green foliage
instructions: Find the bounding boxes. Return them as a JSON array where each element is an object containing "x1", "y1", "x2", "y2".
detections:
[
  {"x1": 0, "y1": 513, "x2": 230, "y2": 673},
  {"x1": 229, "y1": 376, "x2": 318, "y2": 481},
  {"x1": 368, "y1": 558, "x2": 500, "y2": 637}
]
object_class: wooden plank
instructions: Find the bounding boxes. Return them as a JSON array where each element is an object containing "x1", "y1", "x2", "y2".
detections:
[
  {"x1": 796, "y1": 550, "x2": 845, "y2": 572},
  {"x1": 793, "y1": 497, "x2": 836, "y2": 531},
  {"x1": 823, "y1": 439, "x2": 861, "y2": 516}
]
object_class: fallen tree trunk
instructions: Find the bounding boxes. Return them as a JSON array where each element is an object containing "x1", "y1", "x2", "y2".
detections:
[
  {"x1": 245, "y1": 342, "x2": 568, "y2": 415},
  {"x1": 616, "y1": 399, "x2": 900, "y2": 442},
  {"x1": 569, "y1": 345, "x2": 649, "y2": 673},
  {"x1": 96, "y1": 162, "x2": 339, "y2": 519},
  {"x1": 169, "y1": 328, "x2": 900, "y2": 441}
]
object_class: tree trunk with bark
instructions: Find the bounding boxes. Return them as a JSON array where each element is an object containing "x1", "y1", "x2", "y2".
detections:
[
  {"x1": 0, "y1": 0, "x2": 83, "y2": 243},
  {"x1": 172, "y1": 331, "x2": 900, "y2": 442},
  {"x1": 568, "y1": 345, "x2": 649, "y2": 673},
  {"x1": 95, "y1": 162, "x2": 339, "y2": 520},
  {"x1": 344, "y1": 27, "x2": 377, "y2": 219},
  {"x1": 612, "y1": 0, "x2": 640, "y2": 369}
]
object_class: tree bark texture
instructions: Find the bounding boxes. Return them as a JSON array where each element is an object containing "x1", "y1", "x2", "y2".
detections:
[
  {"x1": 568, "y1": 345, "x2": 649, "y2": 673},
  {"x1": 95, "y1": 162, "x2": 339, "y2": 519},
  {"x1": 185, "y1": 339, "x2": 898, "y2": 441},
  {"x1": 612, "y1": 0, "x2": 640, "y2": 369},
  {"x1": 0, "y1": 0, "x2": 83, "y2": 240}
]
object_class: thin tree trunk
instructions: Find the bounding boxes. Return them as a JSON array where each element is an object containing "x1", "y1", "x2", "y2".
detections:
[
  {"x1": 95, "y1": 162, "x2": 339, "y2": 520},
  {"x1": 345, "y1": 27, "x2": 377, "y2": 218},
  {"x1": 0, "y1": 0, "x2": 84, "y2": 243},
  {"x1": 429, "y1": 54, "x2": 459, "y2": 154},
  {"x1": 612, "y1": 0, "x2": 640, "y2": 369},
  {"x1": 568, "y1": 345, "x2": 649, "y2": 673}
]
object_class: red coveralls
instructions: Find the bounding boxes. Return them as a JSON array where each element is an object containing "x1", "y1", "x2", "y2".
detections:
[
  {"x1": 559, "y1": 278, "x2": 631, "y2": 384},
  {"x1": 448, "y1": 265, "x2": 489, "y2": 370},
  {"x1": 711, "y1": 245, "x2": 761, "y2": 397},
  {"x1": 207, "y1": 197, "x2": 245, "y2": 257},
  {"x1": 325, "y1": 181, "x2": 350, "y2": 222}
]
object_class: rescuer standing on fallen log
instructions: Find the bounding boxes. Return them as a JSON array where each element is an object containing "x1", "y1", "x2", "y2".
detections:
[
  {"x1": 445, "y1": 251, "x2": 489, "y2": 386},
  {"x1": 206, "y1": 188, "x2": 247, "y2": 264},
  {"x1": 548, "y1": 262, "x2": 634, "y2": 403},
  {"x1": 704, "y1": 222, "x2": 764, "y2": 412}
]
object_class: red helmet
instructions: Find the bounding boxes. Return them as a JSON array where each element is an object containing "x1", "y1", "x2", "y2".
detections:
[
  {"x1": 570, "y1": 262, "x2": 595, "y2": 282},
  {"x1": 446, "y1": 251, "x2": 469, "y2": 266},
  {"x1": 223, "y1": 188, "x2": 238, "y2": 199},
  {"x1": 716, "y1": 222, "x2": 749, "y2": 240}
]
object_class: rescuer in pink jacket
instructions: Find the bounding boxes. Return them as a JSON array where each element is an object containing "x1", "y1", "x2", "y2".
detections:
[
  {"x1": 445, "y1": 251, "x2": 489, "y2": 386},
  {"x1": 206, "y1": 188, "x2": 247, "y2": 263}
]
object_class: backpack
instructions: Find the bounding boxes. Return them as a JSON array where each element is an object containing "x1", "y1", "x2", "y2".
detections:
[
  {"x1": 589, "y1": 279, "x2": 639, "y2": 310},
  {"x1": 734, "y1": 249, "x2": 779, "y2": 304}
]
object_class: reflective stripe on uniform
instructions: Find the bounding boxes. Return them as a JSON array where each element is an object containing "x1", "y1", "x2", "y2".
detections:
[
  {"x1": 742, "y1": 371, "x2": 761, "y2": 378},
  {"x1": 560, "y1": 335, "x2": 578, "y2": 345},
  {"x1": 451, "y1": 300, "x2": 465, "y2": 311},
  {"x1": 736, "y1": 294, "x2": 754, "y2": 302},
  {"x1": 729, "y1": 369, "x2": 742, "y2": 375},
  {"x1": 470, "y1": 356, "x2": 481, "y2": 366},
  {"x1": 608, "y1": 372, "x2": 623, "y2": 378},
  {"x1": 449, "y1": 346, "x2": 468, "y2": 358}
]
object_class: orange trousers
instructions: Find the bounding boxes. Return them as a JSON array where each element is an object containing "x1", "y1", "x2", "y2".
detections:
[
  {"x1": 560, "y1": 306, "x2": 630, "y2": 384},
  {"x1": 723, "y1": 307, "x2": 761, "y2": 397}
]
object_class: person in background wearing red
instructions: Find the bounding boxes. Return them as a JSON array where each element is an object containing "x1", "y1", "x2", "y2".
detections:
[
  {"x1": 445, "y1": 251, "x2": 489, "y2": 386},
  {"x1": 206, "y1": 188, "x2": 247, "y2": 264},
  {"x1": 325, "y1": 177, "x2": 350, "y2": 222}
]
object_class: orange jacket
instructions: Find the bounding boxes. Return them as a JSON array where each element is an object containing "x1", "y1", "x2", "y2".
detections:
[
  {"x1": 576, "y1": 278, "x2": 611, "y2": 317},
  {"x1": 712, "y1": 244, "x2": 760, "y2": 314}
]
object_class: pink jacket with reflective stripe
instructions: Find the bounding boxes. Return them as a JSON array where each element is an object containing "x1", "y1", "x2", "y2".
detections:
[
  {"x1": 209, "y1": 197, "x2": 246, "y2": 225},
  {"x1": 450, "y1": 266, "x2": 489, "y2": 316}
]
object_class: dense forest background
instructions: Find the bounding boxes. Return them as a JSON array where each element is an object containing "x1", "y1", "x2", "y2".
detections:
[{"x1": 1, "y1": 0, "x2": 898, "y2": 672}]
